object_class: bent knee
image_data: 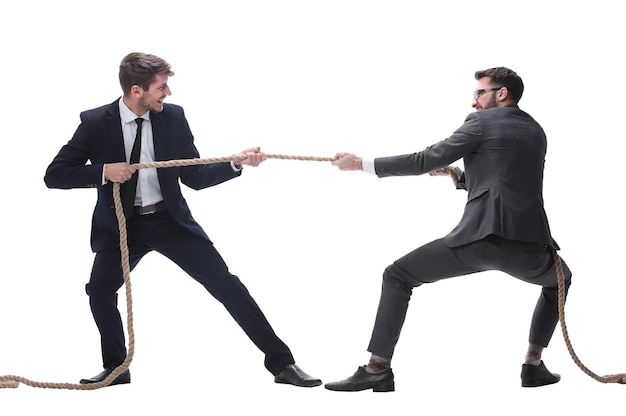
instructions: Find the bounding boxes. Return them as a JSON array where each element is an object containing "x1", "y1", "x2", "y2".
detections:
[
  {"x1": 383, "y1": 264, "x2": 421, "y2": 291},
  {"x1": 85, "y1": 282, "x2": 120, "y2": 297}
]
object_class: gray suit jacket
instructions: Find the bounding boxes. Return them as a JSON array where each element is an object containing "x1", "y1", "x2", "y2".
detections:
[{"x1": 374, "y1": 105, "x2": 558, "y2": 249}]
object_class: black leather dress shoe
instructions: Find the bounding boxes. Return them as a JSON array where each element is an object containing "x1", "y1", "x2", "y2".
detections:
[
  {"x1": 521, "y1": 361, "x2": 560, "y2": 387},
  {"x1": 274, "y1": 364, "x2": 322, "y2": 387},
  {"x1": 325, "y1": 365, "x2": 394, "y2": 392},
  {"x1": 79, "y1": 368, "x2": 131, "y2": 386}
]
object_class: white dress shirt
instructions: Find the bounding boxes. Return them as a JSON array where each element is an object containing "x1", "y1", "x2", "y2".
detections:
[{"x1": 118, "y1": 98, "x2": 163, "y2": 207}]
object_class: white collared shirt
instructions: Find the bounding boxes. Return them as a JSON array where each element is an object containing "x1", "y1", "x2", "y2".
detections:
[{"x1": 118, "y1": 98, "x2": 163, "y2": 207}]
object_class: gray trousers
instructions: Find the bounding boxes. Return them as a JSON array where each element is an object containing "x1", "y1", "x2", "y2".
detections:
[{"x1": 367, "y1": 235, "x2": 572, "y2": 359}]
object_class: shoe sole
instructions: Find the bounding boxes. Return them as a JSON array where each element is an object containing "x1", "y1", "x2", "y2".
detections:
[
  {"x1": 275, "y1": 379, "x2": 322, "y2": 387},
  {"x1": 521, "y1": 379, "x2": 559, "y2": 388},
  {"x1": 325, "y1": 383, "x2": 395, "y2": 392}
]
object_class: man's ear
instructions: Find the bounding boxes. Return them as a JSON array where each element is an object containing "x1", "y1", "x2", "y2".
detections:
[
  {"x1": 497, "y1": 86, "x2": 509, "y2": 103},
  {"x1": 130, "y1": 84, "x2": 143, "y2": 97}
]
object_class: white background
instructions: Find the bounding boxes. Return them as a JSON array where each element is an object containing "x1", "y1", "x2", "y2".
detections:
[{"x1": 1, "y1": 1, "x2": 625, "y2": 414}]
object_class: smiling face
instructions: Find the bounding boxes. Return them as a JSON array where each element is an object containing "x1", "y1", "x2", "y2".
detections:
[
  {"x1": 136, "y1": 73, "x2": 171, "y2": 113},
  {"x1": 123, "y1": 72, "x2": 171, "y2": 116}
]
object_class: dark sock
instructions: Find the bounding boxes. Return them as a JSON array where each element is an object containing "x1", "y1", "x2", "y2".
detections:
[
  {"x1": 525, "y1": 350, "x2": 541, "y2": 366},
  {"x1": 366, "y1": 355, "x2": 391, "y2": 373}
]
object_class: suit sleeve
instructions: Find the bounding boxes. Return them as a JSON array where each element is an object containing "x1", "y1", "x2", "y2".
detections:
[
  {"x1": 174, "y1": 108, "x2": 241, "y2": 190},
  {"x1": 374, "y1": 113, "x2": 483, "y2": 178},
  {"x1": 455, "y1": 171, "x2": 467, "y2": 191},
  {"x1": 44, "y1": 112, "x2": 105, "y2": 189}
]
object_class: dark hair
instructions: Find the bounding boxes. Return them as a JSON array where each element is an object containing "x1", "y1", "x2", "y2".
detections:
[
  {"x1": 475, "y1": 67, "x2": 524, "y2": 103},
  {"x1": 119, "y1": 52, "x2": 175, "y2": 96}
]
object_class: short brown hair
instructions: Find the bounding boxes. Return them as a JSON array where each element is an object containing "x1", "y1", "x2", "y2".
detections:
[
  {"x1": 475, "y1": 67, "x2": 524, "y2": 103},
  {"x1": 119, "y1": 52, "x2": 175, "y2": 96}
]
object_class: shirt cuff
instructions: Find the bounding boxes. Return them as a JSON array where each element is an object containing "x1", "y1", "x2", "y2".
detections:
[
  {"x1": 230, "y1": 161, "x2": 242, "y2": 172},
  {"x1": 362, "y1": 158, "x2": 376, "y2": 174}
]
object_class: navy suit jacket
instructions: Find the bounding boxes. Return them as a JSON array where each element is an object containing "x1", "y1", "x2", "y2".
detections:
[
  {"x1": 374, "y1": 105, "x2": 558, "y2": 249},
  {"x1": 44, "y1": 99, "x2": 241, "y2": 252}
]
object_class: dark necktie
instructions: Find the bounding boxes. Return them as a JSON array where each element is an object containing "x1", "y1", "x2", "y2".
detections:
[{"x1": 122, "y1": 117, "x2": 143, "y2": 218}]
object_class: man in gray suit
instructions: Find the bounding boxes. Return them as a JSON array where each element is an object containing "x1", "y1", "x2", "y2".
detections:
[{"x1": 325, "y1": 67, "x2": 572, "y2": 391}]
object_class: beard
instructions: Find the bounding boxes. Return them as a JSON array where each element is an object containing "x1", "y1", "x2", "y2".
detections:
[
  {"x1": 138, "y1": 94, "x2": 164, "y2": 113},
  {"x1": 484, "y1": 94, "x2": 498, "y2": 110}
]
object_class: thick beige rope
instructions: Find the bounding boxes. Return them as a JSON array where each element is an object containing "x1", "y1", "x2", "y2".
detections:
[
  {"x1": 552, "y1": 250, "x2": 626, "y2": 384},
  {"x1": 4, "y1": 156, "x2": 623, "y2": 388},
  {"x1": 0, "y1": 153, "x2": 334, "y2": 389}
]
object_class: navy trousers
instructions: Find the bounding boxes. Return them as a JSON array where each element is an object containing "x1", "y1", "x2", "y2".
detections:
[{"x1": 85, "y1": 210, "x2": 294, "y2": 376}]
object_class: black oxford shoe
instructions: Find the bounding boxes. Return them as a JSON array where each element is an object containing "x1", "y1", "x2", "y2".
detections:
[
  {"x1": 521, "y1": 361, "x2": 560, "y2": 387},
  {"x1": 325, "y1": 365, "x2": 395, "y2": 392},
  {"x1": 274, "y1": 364, "x2": 322, "y2": 387},
  {"x1": 79, "y1": 368, "x2": 131, "y2": 386}
]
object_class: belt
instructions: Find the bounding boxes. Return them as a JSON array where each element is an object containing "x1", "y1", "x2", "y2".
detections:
[{"x1": 133, "y1": 201, "x2": 167, "y2": 215}]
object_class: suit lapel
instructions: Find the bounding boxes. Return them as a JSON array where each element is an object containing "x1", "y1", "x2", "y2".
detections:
[
  {"x1": 105, "y1": 100, "x2": 126, "y2": 162},
  {"x1": 151, "y1": 110, "x2": 166, "y2": 161}
]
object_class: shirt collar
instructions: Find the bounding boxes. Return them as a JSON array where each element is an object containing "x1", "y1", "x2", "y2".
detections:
[{"x1": 118, "y1": 97, "x2": 150, "y2": 124}]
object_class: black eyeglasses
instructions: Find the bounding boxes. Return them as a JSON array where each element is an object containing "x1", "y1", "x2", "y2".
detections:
[{"x1": 473, "y1": 87, "x2": 503, "y2": 100}]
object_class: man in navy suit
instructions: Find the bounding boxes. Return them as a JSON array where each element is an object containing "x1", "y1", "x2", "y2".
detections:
[
  {"x1": 44, "y1": 52, "x2": 320, "y2": 388},
  {"x1": 324, "y1": 67, "x2": 572, "y2": 391}
]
